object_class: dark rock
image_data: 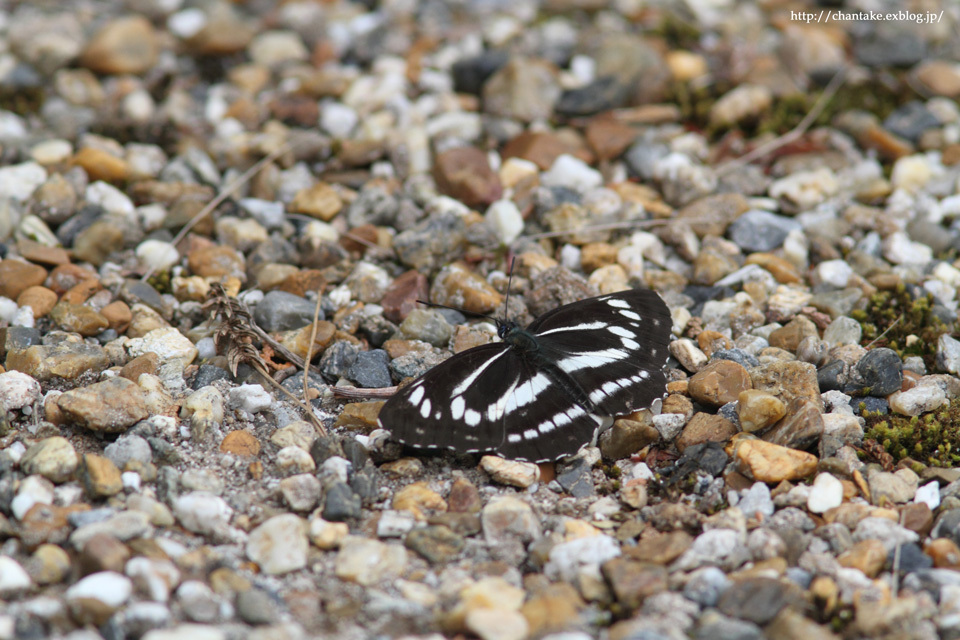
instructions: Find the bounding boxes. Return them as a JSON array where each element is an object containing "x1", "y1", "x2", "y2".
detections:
[
  {"x1": 192, "y1": 364, "x2": 230, "y2": 389},
  {"x1": 883, "y1": 102, "x2": 941, "y2": 143},
  {"x1": 716, "y1": 577, "x2": 800, "y2": 626},
  {"x1": 253, "y1": 291, "x2": 320, "y2": 332},
  {"x1": 556, "y1": 460, "x2": 595, "y2": 498},
  {"x1": 322, "y1": 482, "x2": 361, "y2": 521},
  {"x1": 392, "y1": 212, "x2": 468, "y2": 272},
  {"x1": 850, "y1": 396, "x2": 888, "y2": 416},
  {"x1": 554, "y1": 75, "x2": 630, "y2": 118},
  {"x1": 349, "y1": 468, "x2": 378, "y2": 503},
  {"x1": 889, "y1": 542, "x2": 933, "y2": 574},
  {"x1": 855, "y1": 348, "x2": 902, "y2": 397},
  {"x1": 817, "y1": 359, "x2": 846, "y2": 392},
  {"x1": 346, "y1": 185, "x2": 399, "y2": 228},
  {"x1": 310, "y1": 435, "x2": 344, "y2": 466},
  {"x1": 451, "y1": 50, "x2": 509, "y2": 95},
  {"x1": 346, "y1": 349, "x2": 392, "y2": 388},
  {"x1": 56, "y1": 204, "x2": 102, "y2": 246},
  {"x1": 358, "y1": 314, "x2": 397, "y2": 347},
  {"x1": 855, "y1": 27, "x2": 926, "y2": 67},
  {"x1": 932, "y1": 509, "x2": 960, "y2": 548},
  {"x1": 341, "y1": 438, "x2": 370, "y2": 470},
  {"x1": 319, "y1": 341, "x2": 360, "y2": 379},
  {"x1": 120, "y1": 280, "x2": 168, "y2": 316},
  {"x1": 0, "y1": 326, "x2": 41, "y2": 359},
  {"x1": 694, "y1": 613, "x2": 764, "y2": 640},
  {"x1": 727, "y1": 210, "x2": 800, "y2": 253}
]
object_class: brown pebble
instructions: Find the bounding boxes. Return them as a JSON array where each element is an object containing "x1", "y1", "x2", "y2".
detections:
[
  {"x1": 49, "y1": 302, "x2": 109, "y2": 337},
  {"x1": 381, "y1": 270, "x2": 429, "y2": 324},
  {"x1": 502, "y1": 131, "x2": 581, "y2": 170},
  {"x1": 100, "y1": 300, "x2": 133, "y2": 332},
  {"x1": 188, "y1": 245, "x2": 246, "y2": 280},
  {"x1": 277, "y1": 269, "x2": 326, "y2": 298},
  {"x1": 768, "y1": 316, "x2": 819, "y2": 353},
  {"x1": 676, "y1": 412, "x2": 738, "y2": 453},
  {"x1": 46, "y1": 264, "x2": 97, "y2": 296},
  {"x1": 80, "y1": 533, "x2": 130, "y2": 575},
  {"x1": 737, "y1": 389, "x2": 786, "y2": 433},
  {"x1": 898, "y1": 502, "x2": 933, "y2": 536},
  {"x1": 17, "y1": 286, "x2": 58, "y2": 318},
  {"x1": 732, "y1": 437, "x2": 818, "y2": 483},
  {"x1": 580, "y1": 242, "x2": 619, "y2": 273},
  {"x1": 837, "y1": 539, "x2": 887, "y2": 578},
  {"x1": 334, "y1": 401, "x2": 385, "y2": 431},
  {"x1": 17, "y1": 239, "x2": 70, "y2": 266},
  {"x1": 61, "y1": 279, "x2": 103, "y2": 305},
  {"x1": 600, "y1": 558, "x2": 668, "y2": 612},
  {"x1": 585, "y1": 117, "x2": 638, "y2": 161},
  {"x1": 433, "y1": 146, "x2": 502, "y2": 208},
  {"x1": 925, "y1": 538, "x2": 960, "y2": 569},
  {"x1": 661, "y1": 393, "x2": 693, "y2": 420},
  {"x1": 0, "y1": 259, "x2": 48, "y2": 299},
  {"x1": 220, "y1": 431, "x2": 261, "y2": 458},
  {"x1": 696, "y1": 330, "x2": 733, "y2": 357},
  {"x1": 744, "y1": 253, "x2": 803, "y2": 284},
  {"x1": 72, "y1": 147, "x2": 129, "y2": 183},
  {"x1": 80, "y1": 16, "x2": 159, "y2": 75},
  {"x1": 120, "y1": 352, "x2": 160, "y2": 381},
  {"x1": 80, "y1": 453, "x2": 123, "y2": 498},
  {"x1": 447, "y1": 478, "x2": 483, "y2": 513},
  {"x1": 290, "y1": 182, "x2": 343, "y2": 221},
  {"x1": 687, "y1": 360, "x2": 752, "y2": 407}
]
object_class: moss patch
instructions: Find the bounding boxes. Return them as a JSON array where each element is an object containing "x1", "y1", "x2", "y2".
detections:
[
  {"x1": 863, "y1": 402, "x2": 960, "y2": 467},
  {"x1": 850, "y1": 285, "x2": 953, "y2": 369}
]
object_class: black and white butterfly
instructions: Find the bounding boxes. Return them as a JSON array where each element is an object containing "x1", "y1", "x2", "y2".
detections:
[{"x1": 377, "y1": 288, "x2": 672, "y2": 463}]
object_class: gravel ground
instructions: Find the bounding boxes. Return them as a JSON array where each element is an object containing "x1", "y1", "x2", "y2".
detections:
[{"x1": 3, "y1": 1, "x2": 960, "y2": 639}]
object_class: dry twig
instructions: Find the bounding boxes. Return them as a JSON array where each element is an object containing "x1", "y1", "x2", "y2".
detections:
[
  {"x1": 716, "y1": 69, "x2": 846, "y2": 176},
  {"x1": 204, "y1": 283, "x2": 326, "y2": 435}
]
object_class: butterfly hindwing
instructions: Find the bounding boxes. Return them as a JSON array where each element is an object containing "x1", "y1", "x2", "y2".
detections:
[{"x1": 531, "y1": 290, "x2": 672, "y2": 417}]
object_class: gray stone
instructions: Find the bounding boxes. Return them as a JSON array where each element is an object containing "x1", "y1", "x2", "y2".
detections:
[
  {"x1": 727, "y1": 210, "x2": 799, "y2": 252},
  {"x1": 253, "y1": 291, "x2": 320, "y2": 332},
  {"x1": 103, "y1": 435, "x2": 152, "y2": 470},
  {"x1": 346, "y1": 349, "x2": 391, "y2": 388}
]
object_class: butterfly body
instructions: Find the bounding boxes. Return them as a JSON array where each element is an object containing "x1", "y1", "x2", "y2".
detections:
[{"x1": 377, "y1": 289, "x2": 672, "y2": 463}]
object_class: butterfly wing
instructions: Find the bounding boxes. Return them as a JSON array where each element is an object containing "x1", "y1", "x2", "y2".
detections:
[
  {"x1": 529, "y1": 289, "x2": 671, "y2": 417},
  {"x1": 378, "y1": 343, "x2": 519, "y2": 455}
]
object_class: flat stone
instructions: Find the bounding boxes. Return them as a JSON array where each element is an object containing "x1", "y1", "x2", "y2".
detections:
[
  {"x1": 733, "y1": 438, "x2": 818, "y2": 483},
  {"x1": 480, "y1": 456, "x2": 540, "y2": 488},
  {"x1": 80, "y1": 16, "x2": 158, "y2": 74},
  {"x1": 688, "y1": 360, "x2": 752, "y2": 407},
  {"x1": 405, "y1": 525, "x2": 465, "y2": 564},
  {"x1": 392, "y1": 481, "x2": 447, "y2": 520},
  {"x1": 0, "y1": 369, "x2": 42, "y2": 413},
  {"x1": 750, "y1": 360, "x2": 821, "y2": 407},
  {"x1": 334, "y1": 537, "x2": 407, "y2": 586},
  {"x1": 49, "y1": 301, "x2": 109, "y2": 336},
  {"x1": 16, "y1": 286, "x2": 58, "y2": 318},
  {"x1": 80, "y1": 454, "x2": 123, "y2": 498},
  {"x1": 600, "y1": 417, "x2": 660, "y2": 460},
  {"x1": 737, "y1": 390, "x2": 786, "y2": 433},
  {"x1": 246, "y1": 514, "x2": 308, "y2": 575},
  {"x1": 676, "y1": 412, "x2": 738, "y2": 453},
  {"x1": 433, "y1": 146, "x2": 502, "y2": 208},
  {"x1": 65, "y1": 571, "x2": 132, "y2": 626},
  {"x1": 0, "y1": 259, "x2": 48, "y2": 299},
  {"x1": 768, "y1": 316, "x2": 819, "y2": 354},
  {"x1": 57, "y1": 377, "x2": 149, "y2": 433},
  {"x1": 481, "y1": 496, "x2": 541, "y2": 544},
  {"x1": 601, "y1": 558, "x2": 668, "y2": 612},
  {"x1": 220, "y1": 430, "x2": 261, "y2": 458}
]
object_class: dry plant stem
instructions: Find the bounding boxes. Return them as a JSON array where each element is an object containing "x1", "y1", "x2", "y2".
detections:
[
  {"x1": 332, "y1": 386, "x2": 398, "y2": 399},
  {"x1": 717, "y1": 68, "x2": 847, "y2": 176},
  {"x1": 141, "y1": 142, "x2": 294, "y2": 282},
  {"x1": 302, "y1": 293, "x2": 324, "y2": 409},
  {"x1": 865, "y1": 314, "x2": 901, "y2": 350},
  {"x1": 253, "y1": 360, "x2": 327, "y2": 435}
]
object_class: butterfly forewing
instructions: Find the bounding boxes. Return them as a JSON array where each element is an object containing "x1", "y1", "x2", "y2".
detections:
[{"x1": 377, "y1": 288, "x2": 671, "y2": 462}]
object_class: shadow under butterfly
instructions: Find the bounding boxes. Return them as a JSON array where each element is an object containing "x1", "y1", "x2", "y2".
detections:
[{"x1": 377, "y1": 283, "x2": 673, "y2": 464}]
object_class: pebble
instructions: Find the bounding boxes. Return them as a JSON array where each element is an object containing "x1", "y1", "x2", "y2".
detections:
[
  {"x1": 736, "y1": 390, "x2": 786, "y2": 433},
  {"x1": 480, "y1": 456, "x2": 540, "y2": 488},
  {"x1": 334, "y1": 537, "x2": 407, "y2": 586},
  {"x1": 246, "y1": 514, "x2": 309, "y2": 575},
  {"x1": 482, "y1": 496, "x2": 542, "y2": 544},
  {"x1": 0, "y1": 556, "x2": 32, "y2": 596},
  {"x1": 173, "y1": 493, "x2": 233, "y2": 535},
  {"x1": 226, "y1": 384, "x2": 273, "y2": 414},
  {"x1": 733, "y1": 439, "x2": 818, "y2": 483},
  {"x1": 56, "y1": 377, "x2": 149, "y2": 433},
  {"x1": 279, "y1": 474, "x2": 322, "y2": 512},
  {"x1": 807, "y1": 473, "x2": 844, "y2": 514},
  {"x1": 65, "y1": 571, "x2": 133, "y2": 625}
]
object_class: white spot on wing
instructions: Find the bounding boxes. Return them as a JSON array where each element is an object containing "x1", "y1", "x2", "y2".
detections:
[
  {"x1": 621, "y1": 338, "x2": 640, "y2": 350},
  {"x1": 451, "y1": 396, "x2": 465, "y2": 420},
  {"x1": 409, "y1": 386, "x2": 424, "y2": 405},
  {"x1": 538, "y1": 420, "x2": 555, "y2": 433},
  {"x1": 504, "y1": 373, "x2": 550, "y2": 415},
  {"x1": 420, "y1": 398, "x2": 432, "y2": 419},
  {"x1": 464, "y1": 409, "x2": 481, "y2": 426},
  {"x1": 523, "y1": 429, "x2": 538, "y2": 440},
  {"x1": 608, "y1": 326, "x2": 635, "y2": 338},
  {"x1": 557, "y1": 348, "x2": 629, "y2": 373},
  {"x1": 620, "y1": 310, "x2": 641, "y2": 321},
  {"x1": 507, "y1": 433, "x2": 522, "y2": 443},
  {"x1": 607, "y1": 298, "x2": 630, "y2": 309}
]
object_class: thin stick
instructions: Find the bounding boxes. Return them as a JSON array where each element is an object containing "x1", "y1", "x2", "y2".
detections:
[
  {"x1": 865, "y1": 315, "x2": 901, "y2": 350},
  {"x1": 142, "y1": 142, "x2": 294, "y2": 281},
  {"x1": 717, "y1": 69, "x2": 846, "y2": 176},
  {"x1": 302, "y1": 293, "x2": 324, "y2": 410},
  {"x1": 331, "y1": 386, "x2": 398, "y2": 399},
  {"x1": 252, "y1": 360, "x2": 326, "y2": 435}
]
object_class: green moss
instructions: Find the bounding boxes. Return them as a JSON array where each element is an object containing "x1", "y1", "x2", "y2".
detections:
[
  {"x1": 864, "y1": 402, "x2": 960, "y2": 467},
  {"x1": 649, "y1": 14, "x2": 702, "y2": 49},
  {"x1": 852, "y1": 284, "x2": 953, "y2": 368},
  {"x1": 146, "y1": 270, "x2": 172, "y2": 295}
]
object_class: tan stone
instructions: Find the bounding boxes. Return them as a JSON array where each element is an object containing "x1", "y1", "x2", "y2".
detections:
[
  {"x1": 17, "y1": 286, "x2": 58, "y2": 318},
  {"x1": 732, "y1": 438, "x2": 818, "y2": 483},
  {"x1": 220, "y1": 430, "x2": 261, "y2": 458},
  {"x1": 392, "y1": 482, "x2": 447, "y2": 520},
  {"x1": 80, "y1": 454, "x2": 123, "y2": 498},
  {"x1": 687, "y1": 360, "x2": 752, "y2": 407},
  {"x1": 737, "y1": 389, "x2": 786, "y2": 433},
  {"x1": 290, "y1": 182, "x2": 343, "y2": 221},
  {"x1": 0, "y1": 259, "x2": 47, "y2": 299}
]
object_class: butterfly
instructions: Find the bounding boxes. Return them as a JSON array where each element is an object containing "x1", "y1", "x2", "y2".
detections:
[{"x1": 377, "y1": 288, "x2": 672, "y2": 463}]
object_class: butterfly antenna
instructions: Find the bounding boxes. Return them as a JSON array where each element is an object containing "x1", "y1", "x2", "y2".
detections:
[
  {"x1": 415, "y1": 300, "x2": 497, "y2": 323},
  {"x1": 502, "y1": 257, "x2": 516, "y2": 323}
]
